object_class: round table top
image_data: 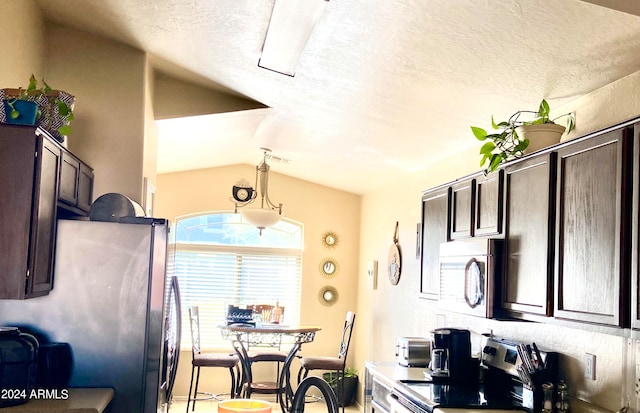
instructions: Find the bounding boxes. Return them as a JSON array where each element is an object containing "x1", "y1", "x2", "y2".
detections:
[{"x1": 219, "y1": 324, "x2": 321, "y2": 334}]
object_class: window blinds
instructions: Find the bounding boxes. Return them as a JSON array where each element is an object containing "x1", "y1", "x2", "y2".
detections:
[{"x1": 171, "y1": 243, "x2": 302, "y2": 350}]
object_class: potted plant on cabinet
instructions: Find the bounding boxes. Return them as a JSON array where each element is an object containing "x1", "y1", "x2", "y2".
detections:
[
  {"x1": 1, "y1": 74, "x2": 75, "y2": 142},
  {"x1": 471, "y1": 99, "x2": 575, "y2": 174},
  {"x1": 322, "y1": 367, "x2": 359, "y2": 407}
]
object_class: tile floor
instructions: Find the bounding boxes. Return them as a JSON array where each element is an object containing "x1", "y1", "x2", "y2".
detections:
[{"x1": 168, "y1": 395, "x2": 362, "y2": 413}]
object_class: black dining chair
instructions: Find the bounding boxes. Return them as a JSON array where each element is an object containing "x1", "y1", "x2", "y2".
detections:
[
  {"x1": 297, "y1": 311, "x2": 356, "y2": 412},
  {"x1": 186, "y1": 306, "x2": 240, "y2": 412}
]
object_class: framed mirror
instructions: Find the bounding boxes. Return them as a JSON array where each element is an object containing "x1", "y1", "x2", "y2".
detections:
[
  {"x1": 319, "y1": 258, "x2": 339, "y2": 278},
  {"x1": 318, "y1": 286, "x2": 338, "y2": 306},
  {"x1": 322, "y1": 231, "x2": 339, "y2": 248}
]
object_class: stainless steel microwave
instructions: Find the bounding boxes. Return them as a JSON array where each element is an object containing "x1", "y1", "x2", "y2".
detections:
[{"x1": 438, "y1": 238, "x2": 503, "y2": 318}]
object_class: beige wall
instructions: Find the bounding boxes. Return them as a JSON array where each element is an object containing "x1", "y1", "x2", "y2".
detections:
[
  {"x1": 356, "y1": 69, "x2": 640, "y2": 413},
  {"x1": 44, "y1": 23, "x2": 148, "y2": 204},
  {"x1": 155, "y1": 164, "x2": 361, "y2": 398},
  {"x1": 0, "y1": 0, "x2": 45, "y2": 85},
  {"x1": 153, "y1": 72, "x2": 267, "y2": 120}
]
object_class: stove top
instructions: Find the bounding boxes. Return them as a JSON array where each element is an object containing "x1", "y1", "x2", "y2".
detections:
[
  {"x1": 394, "y1": 381, "x2": 524, "y2": 412},
  {"x1": 389, "y1": 336, "x2": 555, "y2": 413}
]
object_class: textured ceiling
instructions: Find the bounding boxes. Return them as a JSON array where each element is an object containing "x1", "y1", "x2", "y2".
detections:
[{"x1": 35, "y1": 0, "x2": 640, "y2": 194}]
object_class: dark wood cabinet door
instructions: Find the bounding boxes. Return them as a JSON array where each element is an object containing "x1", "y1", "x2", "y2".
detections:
[
  {"x1": 77, "y1": 162, "x2": 94, "y2": 212},
  {"x1": 450, "y1": 178, "x2": 475, "y2": 239},
  {"x1": 502, "y1": 153, "x2": 555, "y2": 317},
  {"x1": 631, "y1": 123, "x2": 640, "y2": 329},
  {"x1": 420, "y1": 186, "x2": 450, "y2": 299},
  {"x1": 475, "y1": 170, "x2": 503, "y2": 237},
  {"x1": 0, "y1": 126, "x2": 37, "y2": 298},
  {"x1": 28, "y1": 137, "x2": 61, "y2": 297},
  {"x1": 58, "y1": 151, "x2": 93, "y2": 214},
  {"x1": 0, "y1": 125, "x2": 60, "y2": 299},
  {"x1": 59, "y1": 151, "x2": 80, "y2": 206},
  {"x1": 555, "y1": 128, "x2": 630, "y2": 327}
]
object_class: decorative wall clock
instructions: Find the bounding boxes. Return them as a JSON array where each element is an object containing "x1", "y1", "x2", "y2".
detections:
[
  {"x1": 388, "y1": 221, "x2": 402, "y2": 285},
  {"x1": 319, "y1": 258, "x2": 339, "y2": 278}
]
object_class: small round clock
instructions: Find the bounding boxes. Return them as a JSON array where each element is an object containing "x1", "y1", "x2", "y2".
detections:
[{"x1": 232, "y1": 185, "x2": 254, "y2": 203}]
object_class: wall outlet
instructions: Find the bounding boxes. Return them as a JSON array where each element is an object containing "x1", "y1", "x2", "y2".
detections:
[{"x1": 585, "y1": 353, "x2": 596, "y2": 380}]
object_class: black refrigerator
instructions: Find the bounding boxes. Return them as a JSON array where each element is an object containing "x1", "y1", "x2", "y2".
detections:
[{"x1": 0, "y1": 218, "x2": 181, "y2": 413}]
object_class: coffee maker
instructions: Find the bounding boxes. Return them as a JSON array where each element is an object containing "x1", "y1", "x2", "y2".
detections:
[{"x1": 429, "y1": 328, "x2": 475, "y2": 384}]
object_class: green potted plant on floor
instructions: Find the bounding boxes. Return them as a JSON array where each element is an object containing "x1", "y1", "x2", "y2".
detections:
[
  {"x1": 471, "y1": 99, "x2": 576, "y2": 174},
  {"x1": 323, "y1": 367, "x2": 359, "y2": 407},
  {"x1": 1, "y1": 74, "x2": 75, "y2": 142}
]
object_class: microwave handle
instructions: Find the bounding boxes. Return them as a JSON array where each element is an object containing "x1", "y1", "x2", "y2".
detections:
[{"x1": 464, "y1": 258, "x2": 483, "y2": 308}]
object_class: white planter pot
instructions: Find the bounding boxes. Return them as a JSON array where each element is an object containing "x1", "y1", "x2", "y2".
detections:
[{"x1": 516, "y1": 123, "x2": 566, "y2": 153}]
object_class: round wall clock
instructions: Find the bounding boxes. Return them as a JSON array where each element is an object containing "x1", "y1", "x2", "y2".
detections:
[
  {"x1": 388, "y1": 221, "x2": 402, "y2": 285},
  {"x1": 319, "y1": 258, "x2": 339, "y2": 278},
  {"x1": 232, "y1": 185, "x2": 254, "y2": 203},
  {"x1": 322, "y1": 231, "x2": 339, "y2": 248}
]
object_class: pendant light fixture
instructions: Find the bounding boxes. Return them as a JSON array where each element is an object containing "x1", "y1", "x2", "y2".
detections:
[{"x1": 232, "y1": 148, "x2": 284, "y2": 234}]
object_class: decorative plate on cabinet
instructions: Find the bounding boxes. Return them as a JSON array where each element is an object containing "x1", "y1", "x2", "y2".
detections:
[{"x1": 388, "y1": 221, "x2": 402, "y2": 285}]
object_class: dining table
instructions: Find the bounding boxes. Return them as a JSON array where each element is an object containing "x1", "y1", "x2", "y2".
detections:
[{"x1": 219, "y1": 323, "x2": 322, "y2": 413}]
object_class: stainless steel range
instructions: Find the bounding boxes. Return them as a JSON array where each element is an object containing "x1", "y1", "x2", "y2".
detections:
[{"x1": 387, "y1": 336, "x2": 559, "y2": 413}]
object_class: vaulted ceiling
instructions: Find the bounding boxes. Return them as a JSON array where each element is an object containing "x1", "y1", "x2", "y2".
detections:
[{"x1": 36, "y1": 0, "x2": 640, "y2": 194}]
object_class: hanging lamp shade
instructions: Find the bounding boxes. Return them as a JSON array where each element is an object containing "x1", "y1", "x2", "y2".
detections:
[{"x1": 241, "y1": 208, "x2": 282, "y2": 230}]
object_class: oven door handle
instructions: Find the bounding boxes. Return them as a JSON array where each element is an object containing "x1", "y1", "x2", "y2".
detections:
[{"x1": 387, "y1": 393, "x2": 415, "y2": 413}]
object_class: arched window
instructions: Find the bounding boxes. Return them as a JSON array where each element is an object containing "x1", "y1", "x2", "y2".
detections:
[{"x1": 170, "y1": 212, "x2": 303, "y2": 349}]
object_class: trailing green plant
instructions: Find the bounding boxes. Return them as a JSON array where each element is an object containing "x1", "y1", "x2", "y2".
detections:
[
  {"x1": 4, "y1": 74, "x2": 74, "y2": 136},
  {"x1": 471, "y1": 99, "x2": 575, "y2": 175},
  {"x1": 323, "y1": 367, "x2": 359, "y2": 385}
]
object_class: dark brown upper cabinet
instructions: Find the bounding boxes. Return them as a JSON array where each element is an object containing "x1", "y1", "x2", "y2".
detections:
[
  {"x1": 450, "y1": 171, "x2": 503, "y2": 240},
  {"x1": 0, "y1": 125, "x2": 61, "y2": 298},
  {"x1": 59, "y1": 151, "x2": 94, "y2": 214},
  {"x1": 0, "y1": 124, "x2": 94, "y2": 299},
  {"x1": 501, "y1": 153, "x2": 556, "y2": 318},
  {"x1": 631, "y1": 123, "x2": 640, "y2": 330},
  {"x1": 475, "y1": 171, "x2": 504, "y2": 237},
  {"x1": 554, "y1": 127, "x2": 631, "y2": 328},
  {"x1": 420, "y1": 186, "x2": 451, "y2": 299},
  {"x1": 450, "y1": 177, "x2": 475, "y2": 239}
]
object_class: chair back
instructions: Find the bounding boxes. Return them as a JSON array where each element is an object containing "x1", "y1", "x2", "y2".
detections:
[
  {"x1": 188, "y1": 306, "x2": 202, "y2": 358},
  {"x1": 247, "y1": 304, "x2": 285, "y2": 325},
  {"x1": 246, "y1": 304, "x2": 286, "y2": 350},
  {"x1": 337, "y1": 311, "x2": 356, "y2": 361}
]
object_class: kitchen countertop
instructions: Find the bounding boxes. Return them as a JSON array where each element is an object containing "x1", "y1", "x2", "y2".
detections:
[
  {"x1": 365, "y1": 360, "x2": 429, "y2": 387},
  {"x1": 0, "y1": 388, "x2": 114, "y2": 413}
]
